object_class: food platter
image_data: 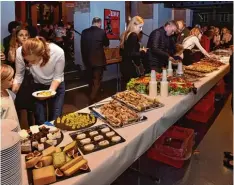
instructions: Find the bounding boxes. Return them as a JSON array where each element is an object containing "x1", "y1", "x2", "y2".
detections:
[
  {"x1": 32, "y1": 90, "x2": 56, "y2": 100},
  {"x1": 25, "y1": 141, "x2": 90, "y2": 185},
  {"x1": 185, "y1": 65, "x2": 218, "y2": 73},
  {"x1": 112, "y1": 91, "x2": 164, "y2": 112},
  {"x1": 19, "y1": 125, "x2": 64, "y2": 154},
  {"x1": 89, "y1": 100, "x2": 147, "y2": 128},
  {"x1": 54, "y1": 112, "x2": 97, "y2": 131},
  {"x1": 199, "y1": 58, "x2": 225, "y2": 67},
  {"x1": 169, "y1": 77, "x2": 197, "y2": 95},
  {"x1": 69, "y1": 124, "x2": 125, "y2": 155},
  {"x1": 184, "y1": 70, "x2": 206, "y2": 77}
]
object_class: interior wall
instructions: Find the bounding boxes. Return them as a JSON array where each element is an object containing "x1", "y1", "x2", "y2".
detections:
[{"x1": 1, "y1": 1, "x2": 15, "y2": 42}]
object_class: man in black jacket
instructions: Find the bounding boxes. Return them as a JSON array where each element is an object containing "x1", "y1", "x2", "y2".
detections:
[
  {"x1": 81, "y1": 17, "x2": 109, "y2": 104},
  {"x1": 147, "y1": 20, "x2": 178, "y2": 72}
]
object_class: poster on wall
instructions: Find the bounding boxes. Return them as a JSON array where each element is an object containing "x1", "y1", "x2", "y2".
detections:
[{"x1": 104, "y1": 9, "x2": 120, "y2": 40}]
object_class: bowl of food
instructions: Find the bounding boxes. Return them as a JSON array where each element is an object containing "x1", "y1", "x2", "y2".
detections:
[{"x1": 32, "y1": 90, "x2": 56, "y2": 100}]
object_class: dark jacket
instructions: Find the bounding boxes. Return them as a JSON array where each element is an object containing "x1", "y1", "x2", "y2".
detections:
[
  {"x1": 3, "y1": 34, "x2": 12, "y2": 58},
  {"x1": 147, "y1": 27, "x2": 175, "y2": 69},
  {"x1": 177, "y1": 27, "x2": 190, "y2": 44},
  {"x1": 120, "y1": 32, "x2": 145, "y2": 81},
  {"x1": 81, "y1": 26, "x2": 109, "y2": 68}
]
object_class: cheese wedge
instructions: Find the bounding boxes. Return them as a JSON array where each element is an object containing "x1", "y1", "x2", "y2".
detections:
[
  {"x1": 42, "y1": 146, "x2": 56, "y2": 157},
  {"x1": 33, "y1": 165, "x2": 56, "y2": 185}
]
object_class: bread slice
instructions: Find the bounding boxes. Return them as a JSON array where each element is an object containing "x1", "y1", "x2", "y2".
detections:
[
  {"x1": 60, "y1": 156, "x2": 83, "y2": 172},
  {"x1": 33, "y1": 165, "x2": 56, "y2": 185},
  {"x1": 42, "y1": 146, "x2": 56, "y2": 157},
  {"x1": 26, "y1": 156, "x2": 42, "y2": 168},
  {"x1": 64, "y1": 159, "x2": 87, "y2": 176},
  {"x1": 63, "y1": 141, "x2": 77, "y2": 153},
  {"x1": 40, "y1": 156, "x2": 53, "y2": 167}
]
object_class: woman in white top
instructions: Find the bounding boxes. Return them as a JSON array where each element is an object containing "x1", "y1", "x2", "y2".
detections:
[
  {"x1": 213, "y1": 27, "x2": 221, "y2": 47},
  {"x1": 182, "y1": 27, "x2": 212, "y2": 65},
  {"x1": 12, "y1": 37, "x2": 65, "y2": 125},
  {"x1": 1, "y1": 64, "x2": 20, "y2": 126}
]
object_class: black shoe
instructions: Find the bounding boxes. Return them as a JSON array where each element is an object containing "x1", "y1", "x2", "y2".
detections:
[
  {"x1": 224, "y1": 152, "x2": 233, "y2": 160},
  {"x1": 223, "y1": 158, "x2": 233, "y2": 170}
]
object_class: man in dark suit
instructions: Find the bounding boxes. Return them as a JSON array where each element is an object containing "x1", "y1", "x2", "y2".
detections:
[
  {"x1": 147, "y1": 20, "x2": 178, "y2": 72},
  {"x1": 3, "y1": 21, "x2": 20, "y2": 60},
  {"x1": 81, "y1": 17, "x2": 109, "y2": 104},
  {"x1": 176, "y1": 20, "x2": 190, "y2": 44}
]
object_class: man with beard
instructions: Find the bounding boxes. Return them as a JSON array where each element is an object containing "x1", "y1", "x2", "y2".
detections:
[{"x1": 147, "y1": 20, "x2": 178, "y2": 72}]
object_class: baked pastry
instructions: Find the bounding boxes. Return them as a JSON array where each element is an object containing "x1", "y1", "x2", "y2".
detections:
[
  {"x1": 40, "y1": 156, "x2": 53, "y2": 166},
  {"x1": 64, "y1": 159, "x2": 88, "y2": 176},
  {"x1": 52, "y1": 152, "x2": 66, "y2": 168},
  {"x1": 60, "y1": 156, "x2": 83, "y2": 172},
  {"x1": 106, "y1": 131, "x2": 115, "y2": 137},
  {"x1": 84, "y1": 144, "x2": 95, "y2": 151},
  {"x1": 94, "y1": 135, "x2": 103, "y2": 141},
  {"x1": 101, "y1": 127, "x2": 110, "y2": 133},
  {"x1": 32, "y1": 165, "x2": 56, "y2": 185},
  {"x1": 80, "y1": 138, "x2": 91, "y2": 145},
  {"x1": 98, "y1": 140, "x2": 110, "y2": 146},
  {"x1": 76, "y1": 133, "x2": 86, "y2": 140},
  {"x1": 111, "y1": 136, "x2": 121, "y2": 142},
  {"x1": 89, "y1": 131, "x2": 98, "y2": 137}
]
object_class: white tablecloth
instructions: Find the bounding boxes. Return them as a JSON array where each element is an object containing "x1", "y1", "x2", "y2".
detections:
[{"x1": 22, "y1": 64, "x2": 230, "y2": 185}]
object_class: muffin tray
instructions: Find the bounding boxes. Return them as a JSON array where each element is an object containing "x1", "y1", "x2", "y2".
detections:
[{"x1": 69, "y1": 124, "x2": 125, "y2": 155}]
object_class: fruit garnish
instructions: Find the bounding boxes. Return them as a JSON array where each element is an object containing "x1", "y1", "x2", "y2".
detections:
[
  {"x1": 80, "y1": 164, "x2": 89, "y2": 170},
  {"x1": 73, "y1": 152, "x2": 80, "y2": 158},
  {"x1": 26, "y1": 153, "x2": 34, "y2": 160},
  {"x1": 55, "y1": 168, "x2": 64, "y2": 177},
  {"x1": 33, "y1": 150, "x2": 41, "y2": 157},
  {"x1": 67, "y1": 149, "x2": 75, "y2": 157},
  {"x1": 35, "y1": 161, "x2": 43, "y2": 169}
]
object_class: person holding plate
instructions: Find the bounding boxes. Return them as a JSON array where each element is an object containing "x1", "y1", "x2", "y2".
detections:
[{"x1": 12, "y1": 36, "x2": 65, "y2": 125}]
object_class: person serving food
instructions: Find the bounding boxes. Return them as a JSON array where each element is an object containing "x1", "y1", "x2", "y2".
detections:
[{"x1": 12, "y1": 36, "x2": 65, "y2": 125}]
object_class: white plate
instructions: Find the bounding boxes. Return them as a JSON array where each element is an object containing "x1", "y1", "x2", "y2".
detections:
[
  {"x1": 32, "y1": 90, "x2": 56, "y2": 100},
  {"x1": 1, "y1": 119, "x2": 19, "y2": 132},
  {"x1": 1, "y1": 131, "x2": 20, "y2": 151}
]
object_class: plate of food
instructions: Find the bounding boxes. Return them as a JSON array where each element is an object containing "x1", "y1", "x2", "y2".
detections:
[
  {"x1": 169, "y1": 77, "x2": 197, "y2": 95},
  {"x1": 25, "y1": 141, "x2": 90, "y2": 185},
  {"x1": 69, "y1": 124, "x2": 125, "y2": 155},
  {"x1": 19, "y1": 125, "x2": 63, "y2": 154},
  {"x1": 185, "y1": 64, "x2": 217, "y2": 73},
  {"x1": 112, "y1": 90, "x2": 164, "y2": 112},
  {"x1": 32, "y1": 90, "x2": 56, "y2": 100},
  {"x1": 89, "y1": 100, "x2": 147, "y2": 128},
  {"x1": 54, "y1": 112, "x2": 97, "y2": 131}
]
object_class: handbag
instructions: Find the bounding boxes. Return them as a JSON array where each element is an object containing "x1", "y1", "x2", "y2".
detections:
[{"x1": 132, "y1": 60, "x2": 145, "y2": 76}]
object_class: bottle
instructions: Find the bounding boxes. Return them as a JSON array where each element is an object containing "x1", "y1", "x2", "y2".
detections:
[
  {"x1": 149, "y1": 70, "x2": 157, "y2": 98},
  {"x1": 160, "y1": 69, "x2": 169, "y2": 97},
  {"x1": 176, "y1": 61, "x2": 183, "y2": 76},
  {"x1": 167, "y1": 60, "x2": 173, "y2": 77}
]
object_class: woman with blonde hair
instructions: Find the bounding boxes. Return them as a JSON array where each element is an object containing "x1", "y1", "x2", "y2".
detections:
[
  {"x1": 12, "y1": 36, "x2": 65, "y2": 125},
  {"x1": 1, "y1": 64, "x2": 20, "y2": 126},
  {"x1": 213, "y1": 27, "x2": 221, "y2": 47},
  {"x1": 182, "y1": 27, "x2": 213, "y2": 65},
  {"x1": 120, "y1": 16, "x2": 147, "y2": 82}
]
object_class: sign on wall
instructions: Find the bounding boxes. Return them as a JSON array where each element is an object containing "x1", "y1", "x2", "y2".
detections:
[{"x1": 104, "y1": 9, "x2": 120, "y2": 40}]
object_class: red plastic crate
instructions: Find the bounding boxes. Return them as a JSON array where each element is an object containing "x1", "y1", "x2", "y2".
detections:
[
  {"x1": 193, "y1": 91, "x2": 215, "y2": 112},
  {"x1": 186, "y1": 105, "x2": 215, "y2": 123},
  {"x1": 147, "y1": 148, "x2": 184, "y2": 168},
  {"x1": 152, "y1": 126, "x2": 194, "y2": 158},
  {"x1": 213, "y1": 79, "x2": 225, "y2": 95}
]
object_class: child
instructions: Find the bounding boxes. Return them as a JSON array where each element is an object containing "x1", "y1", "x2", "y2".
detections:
[{"x1": 1, "y1": 64, "x2": 20, "y2": 127}]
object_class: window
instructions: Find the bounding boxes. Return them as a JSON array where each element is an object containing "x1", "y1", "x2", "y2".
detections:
[
  {"x1": 199, "y1": 13, "x2": 208, "y2": 22},
  {"x1": 220, "y1": 13, "x2": 229, "y2": 22}
]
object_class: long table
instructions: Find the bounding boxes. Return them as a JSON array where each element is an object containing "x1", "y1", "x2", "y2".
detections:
[{"x1": 21, "y1": 63, "x2": 230, "y2": 185}]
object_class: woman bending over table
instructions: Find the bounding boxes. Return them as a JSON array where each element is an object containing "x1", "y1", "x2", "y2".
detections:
[{"x1": 12, "y1": 37, "x2": 65, "y2": 125}]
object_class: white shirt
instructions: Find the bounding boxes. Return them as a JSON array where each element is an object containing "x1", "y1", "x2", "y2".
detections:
[
  {"x1": 14, "y1": 43, "x2": 65, "y2": 85},
  {"x1": 182, "y1": 36, "x2": 210, "y2": 57}
]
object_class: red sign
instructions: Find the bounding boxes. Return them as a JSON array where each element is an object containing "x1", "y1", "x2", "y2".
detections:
[{"x1": 104, "y1": 9, "x2": 120, "y2": 40}]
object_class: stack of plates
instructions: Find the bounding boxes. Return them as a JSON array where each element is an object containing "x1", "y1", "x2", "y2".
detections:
[
  {"x1": 1, "y1": 131, "x2": 22, "y2": 185},
  {"x1": 1, "y1": 119, "x2": 20, "y2": 132}
]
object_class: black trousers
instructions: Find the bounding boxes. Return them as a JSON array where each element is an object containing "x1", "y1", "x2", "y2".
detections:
[
  {"x1": 86, "y1": 66, "x2": 104, "y2": 101},
  {"x1": 182, "y1": 49, "x2": 194, "y2": 66}
]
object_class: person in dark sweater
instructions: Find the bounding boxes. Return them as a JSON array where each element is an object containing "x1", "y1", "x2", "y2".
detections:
[
  {"x1": 119, "y1": 16, "x2": 147, "y2": 82},
  {"x1": 81, "y1": 17, "x2": 109, "y2": 104},
  {"x1": 147, "y1": 21, "x2": 178, "y2": 72},
  {"x1": 3, "y1": 21, "x2": 20, "y2": 61}
]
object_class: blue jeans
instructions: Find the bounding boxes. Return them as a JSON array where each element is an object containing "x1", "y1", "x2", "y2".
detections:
[{"x1": 34, "y1": 82, "x2": 65, "y2": 125}]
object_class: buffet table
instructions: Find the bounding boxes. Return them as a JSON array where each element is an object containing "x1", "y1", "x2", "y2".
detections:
[{"x1": 21, "y1": 63, "x2": 230, "y2": 185}]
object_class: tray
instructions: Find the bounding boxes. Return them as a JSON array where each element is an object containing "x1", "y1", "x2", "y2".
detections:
[
  {"x1": 54, "y1": 112, "x2": 97, "y2": 131},
  {"x1": 112, "y1": 91, "x2": 164, "y2": 112},
  {"x1": 26, "y1": 144, "x2": 90, "y2": 185},
  {"x1": 89, "y1": 101, "x2": 147, "y2": 128},
  {"x1": 69, "y1": 124, "x2": 125, "y2": 155}
]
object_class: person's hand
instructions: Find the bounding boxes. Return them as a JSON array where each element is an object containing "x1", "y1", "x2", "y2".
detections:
[
  {"x1": 0, "y1": 52, "x2": 5, "y2": 61},
  {"x1": 169, "y1": 57, "x2": 176, "y2": 63},
  {"x1": 140, "y1": 47, "x2": 148, "y2": 53}
]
